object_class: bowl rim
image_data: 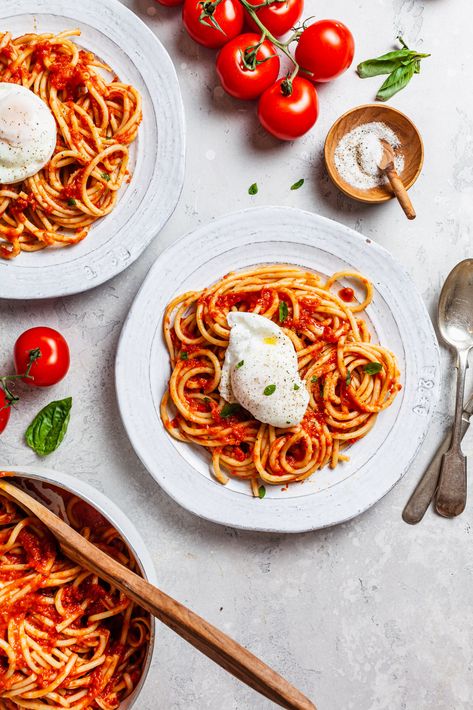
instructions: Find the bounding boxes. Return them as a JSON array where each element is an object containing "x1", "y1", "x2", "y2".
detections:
[
  {"x1": 324, "y1": 103, "x2": 424, "y2": 204},
  {"x1": 0, "y1": 465, "x2": 156, "y2": 709}
]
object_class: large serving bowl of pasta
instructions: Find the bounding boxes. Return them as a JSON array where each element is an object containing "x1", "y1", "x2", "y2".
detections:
[{"x1": 0, "y1": 465, "x2": 156, "y2": 710}]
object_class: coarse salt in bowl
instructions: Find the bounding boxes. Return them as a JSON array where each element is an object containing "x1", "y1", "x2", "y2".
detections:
[{"x1": 324, "y1": 104, "x2": 424, "y2": 204}]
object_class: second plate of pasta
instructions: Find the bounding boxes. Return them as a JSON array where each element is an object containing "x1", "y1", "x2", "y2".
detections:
[
  {"x1": 0, "y1": 0, "x2": 185, "y2": 299},
  {"x1": 116, "y1": 207, "x2": 440, "y2": 532}
]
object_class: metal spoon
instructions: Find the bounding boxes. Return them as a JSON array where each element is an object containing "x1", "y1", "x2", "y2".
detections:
[{"x1": 435, "y1": 259, "x2": 473, "y2": 517}]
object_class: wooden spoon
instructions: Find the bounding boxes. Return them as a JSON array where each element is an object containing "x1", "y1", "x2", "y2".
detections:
[
  {"x1": 0, "y1": 480, "x2": 316, "y2": 710},
  {"x1": 378, "y1": 139, "x2": 416, "y2": 220}
]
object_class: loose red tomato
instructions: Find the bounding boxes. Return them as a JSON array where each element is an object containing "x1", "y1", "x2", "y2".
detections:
[
  {"x1": 257, "y1": 76, "x2": 318, "y2": 140},
  {"x1": 155, "y1": 0, "x2": 183, "y2": 6},
  {"x1": 0, "y1": 389, "x2": 11, "y2": 434},
  {"x1": 295, "y1": 20, "x2": 355, "y2": 82},
  {"x1": 14, "y1": 327, "x2": 70, "y2": 387},
  {"x1": 183, "y1": 0, "x2": 244, "y2": 49},
  {"x1": 216, "y1": 33, "x2": 280, "y2": 100},
  {"x1": 246, "y1": 0, "x2": 303, "y2": 38}
]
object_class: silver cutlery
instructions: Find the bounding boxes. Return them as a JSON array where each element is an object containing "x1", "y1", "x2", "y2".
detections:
[
  {"x1": 435, "y1": 259, "x2": 473, "y2": 516},
  {"x1": 402, "y1": 392, "x2": 473, "y2": 524}
]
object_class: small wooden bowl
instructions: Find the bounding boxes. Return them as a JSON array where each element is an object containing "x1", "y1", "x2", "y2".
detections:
[{"x1": 324, "y1": 104, "x2": 424, "y2": 204}]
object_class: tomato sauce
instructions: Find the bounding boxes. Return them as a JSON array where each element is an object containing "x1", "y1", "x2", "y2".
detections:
[
  {"x1": 208, "y1": 287, "x2": 275, "y2": 315},
  {"x1": 33, "y1": 45, "x2": 91, "y2": 100},
  {"x1": 18, "y1": 528, "x2": 55, "y2": 574},
  {"x1": 338, "y1": 287, "x2": 355, "y2": 302},
  {"x1": 9, "y1": 194, "x2": 37, "y2": 216},
  {"x1": 61, "y1": 168, "x2": 86, "y2": 200}
]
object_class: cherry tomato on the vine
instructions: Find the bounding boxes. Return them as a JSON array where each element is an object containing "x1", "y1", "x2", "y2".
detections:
[
  {"x1": 183, "y1": 0, "x2": 244, "y2": 49},
  {"x1": 257, "y1": 76, "x2": 318, "y2": 140},
  {"x1": 0, "y1": 389, "x2": 11, "y2": 434},
  {"x1": 295, "y1": 20, "x2": 354, "y2": 83},
  {"x1": 14, "y1": 326, "x2": 70, "y2": 387},
  {"x1": 216, "y1": 33, "x2": 280, "y2": 100},
  {"x1": 155, "y1": 0, "x2": 183, "y2": 6},
  {"x1": 246, "y1": 0, "x2": 303, "y2": 38}
]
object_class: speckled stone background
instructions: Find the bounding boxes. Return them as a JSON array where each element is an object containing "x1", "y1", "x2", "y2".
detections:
[{"x1": 1, "y1": 0, "x2": 473, "y2": 708}]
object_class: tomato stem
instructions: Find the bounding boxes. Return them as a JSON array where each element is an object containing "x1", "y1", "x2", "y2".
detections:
[
  {"x1": 0, "y1": 349, "x2": 40, "y2": 410},
  {"x1": 238, "y1": 0, "x2": 301, "y2": 79}
]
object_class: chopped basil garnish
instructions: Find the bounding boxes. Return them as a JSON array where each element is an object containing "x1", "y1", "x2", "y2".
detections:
[
  {"x1": 236, "y1": 360, "x2": 244, "y2": 369},
  {"x1": 180, "y1": 352, "x2": 188, "y2": 360},
  {"x1": 258, "y1": 485, "x2": 266, "y2": 499},
  {"x1": 279, "y1": 301, "x2": 288, "y2": 323},
  {"x1": 101, "y1": 172, "x2": 111, "y2": 181},
  {"x1": 67, "y1": 198, "x2": 76, "y2": 206},
  {"x1": 364, "y1": 362, "x2": 382, "y2": 375},
  {"x1": 293, "y1": 384, "x2": 300, "y2": 391},
  {"x1": 220, "y1": 403, "x2": 242, "y2": 418},
  {"x1": 290, "y1": 178, "x2": 305, "y2": 191},
  {"x1": 346, "y1": 371, "x2": 352, "y2": 386},
  {"x1": 311, "y1": 376, "x2": 318, "y2": 383},
  {"x1": 248, "y1": 182, "x2": 258, "y2": 195},
  {"x1": 263, "y1": 384, "x2": 276, "y2": 396}
]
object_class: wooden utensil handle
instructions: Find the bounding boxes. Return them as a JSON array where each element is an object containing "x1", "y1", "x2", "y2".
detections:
[
  {"x1": 385, "y1": 166, "x2": 416, "y2": 220},
  {"x1": 61, "y1": 541, "x2": 316, "y2": 710}
]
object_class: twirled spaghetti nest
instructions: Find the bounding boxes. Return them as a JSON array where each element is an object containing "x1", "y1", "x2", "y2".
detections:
[
  {"x1": 0, "y1": 30, "x2": 141, "y2": 259},
  {"x1": 161, "y1": 265, "x2": 401, "y2": 496}
]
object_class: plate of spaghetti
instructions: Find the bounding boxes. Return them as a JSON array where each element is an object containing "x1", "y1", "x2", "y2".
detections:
[
  {"x1": 0, "y1": 0, "x2": 185, "y2": 299},
  {"x1": 116, "y1": 207, "x2": 440, "y2": 532},
  {"x1": 0, "y1": 466, "x2": 156, "y2": 709}
]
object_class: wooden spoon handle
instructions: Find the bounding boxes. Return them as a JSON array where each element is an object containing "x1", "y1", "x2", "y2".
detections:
[
  {"x1": 385, "y1": 166, "x2": 416, "y2": 220},
  {"x1": 61, "y1": 540, "x2": 316, "y2": 710}
]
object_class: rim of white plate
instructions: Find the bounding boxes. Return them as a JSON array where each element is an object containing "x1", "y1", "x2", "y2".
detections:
[
  {"x1": 0, "y1": 465, "x2": 157, "y2": 708},
  {"x1": 115, "y1": 206, "x2": 440, "y2": 533},
  {"x1": 0, "y1": 0, "x2": 185, "y2": 300}
]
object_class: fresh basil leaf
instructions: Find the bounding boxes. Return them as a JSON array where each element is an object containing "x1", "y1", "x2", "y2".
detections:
[
  {"x1": 376, "y1": 62, "x2": 416, "y2": 101},
  {"x1": 279, "y1": 301, "x2": 288, "y2": 323},
  {"x1": 290, "y1": 178, "x2": 304, "y2": 191},
  {"x1": 263, "y1": 384, "x2": 276, "y2": 396},
  {"x1": 220, "y1": 403, "x2": 243, "y2": 418},
  {"x1": 357, "y1": 49, "x2": 415, "y2": 78},
  {"x1": 364, "y1": 362, "x2": 383, "y2": 375},
  {"x1": 25, "y1": 397, "x2": 72, "y2": 457},
  {"x1": 258, "y1": 485, "x2": 266, "y2": 499},
  {"x1": 358, "y1": 37, "x2": 430, "y2": 99},
  {"x1": 248, "y1": 183, "x2": 258, "y2": 195}
]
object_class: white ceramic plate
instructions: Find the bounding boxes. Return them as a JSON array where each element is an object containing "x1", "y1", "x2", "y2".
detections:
[
  {"x1": 0, "y1": 0, "x2": 185, "y2": 299},
  {"x1": 0, "y1": 465, "x2": 157, "y2": 708},
  {"x1": 116, "y1": 207, "x2": 440, "y2": 533}
]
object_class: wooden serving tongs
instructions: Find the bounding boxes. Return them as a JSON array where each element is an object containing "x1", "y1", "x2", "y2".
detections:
[
  {"x1": 0, "y1": 480, "x2": 316, "y2": 710},
  {"x1": 379, "y1": 139, "x2": 416, "y2": 220}
]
